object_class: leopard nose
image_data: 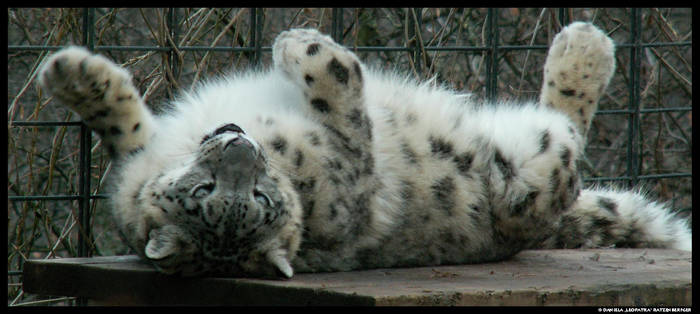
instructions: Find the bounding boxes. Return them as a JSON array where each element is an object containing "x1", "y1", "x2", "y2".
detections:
[
  {"x1": 222, "y1": 133, "x2": 258, "y2": 161},
  {"x1": 224, "y1": 134, "x2": 253, "y2": 151}
]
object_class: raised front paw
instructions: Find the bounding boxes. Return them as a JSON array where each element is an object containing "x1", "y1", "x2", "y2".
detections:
[
  {"x1": 38, "y1": 46, "x2": 135, "y2": 117},
  {"x1": 541, "y1": 22, "x2": 616, "y2": 137},
  {"x1": 272, "y1": 29, "x2": 364, "y2": 103},
  {"x1": 544, "y1": 22, "x2": 615, "y2": 97}
]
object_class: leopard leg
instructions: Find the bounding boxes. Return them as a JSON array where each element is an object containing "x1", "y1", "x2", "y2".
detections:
[
  {"x1": 272, "y1": 29, "x2": 372, "y2": 174},
  {"x1": 539, "y1": 22, "x2": 616, "y2": 140},
  {"x1": 38, "y1": 46, "x2": 155, "y2": 159}
]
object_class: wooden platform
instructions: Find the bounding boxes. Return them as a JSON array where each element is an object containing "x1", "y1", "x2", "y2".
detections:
[{"x1": 22, "y1": 249, "x2": 691, "y2": 306}]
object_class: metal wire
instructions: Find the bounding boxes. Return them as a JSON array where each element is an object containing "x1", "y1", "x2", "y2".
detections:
[
  {"x1": 485, "y1": 8, "x2": 498, "y2": 102},
  {"x1": 78, "y1": 7, "x2": 95, "y2": 260},
  {"x1": 8, "y1": 41, "x2": 691, "y2": 53},
  {"x1": 250, "y1": 8, "x2": 263, "y2": 67},
  {"x1": 627, "y1": 8, "x2": 642, "y2": 189}
]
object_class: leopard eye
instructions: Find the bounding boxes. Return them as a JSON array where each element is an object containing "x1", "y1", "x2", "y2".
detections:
[
  {"x1": 192, "y1": 183, "x2": 215, "y2": 198},
  {"x1": 253, "y1": 189, "x2": 273, "y2": 207}
]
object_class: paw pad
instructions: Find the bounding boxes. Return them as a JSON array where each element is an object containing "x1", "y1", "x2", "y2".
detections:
[{"x1": 39, "y1": 46, "x2": 132, "y2": 111}]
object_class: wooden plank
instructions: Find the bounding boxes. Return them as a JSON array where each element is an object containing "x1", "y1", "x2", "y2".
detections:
[{"x1": 23, "y1": 249, "x2": 692, "y2": 306}]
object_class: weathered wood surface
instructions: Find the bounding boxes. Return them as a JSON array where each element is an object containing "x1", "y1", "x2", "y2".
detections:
[{"x1": 23, "y1": 249, "x2": 691, "y2": 306}]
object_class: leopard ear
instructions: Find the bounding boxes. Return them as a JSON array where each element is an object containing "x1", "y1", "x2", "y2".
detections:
[
  {"x1": 266, "y1": 249, "x2": 294, "y2": 278},
  {"x1": 145, "y1": 225, "x2": 180, "y2": 262}
]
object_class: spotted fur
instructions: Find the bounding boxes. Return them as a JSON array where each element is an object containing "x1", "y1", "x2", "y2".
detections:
[{"x1": 38, "y1": 23, "x2": 691, "y2": 278}]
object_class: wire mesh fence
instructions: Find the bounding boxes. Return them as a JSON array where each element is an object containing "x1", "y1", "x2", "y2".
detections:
[{"x1": 7, "y1": 8, "x2": 692, "y2": 306}]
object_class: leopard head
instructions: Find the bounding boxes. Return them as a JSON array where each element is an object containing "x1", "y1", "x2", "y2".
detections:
[{"x1": 138, "y1": 123, "x2": 301, "y2": 278}]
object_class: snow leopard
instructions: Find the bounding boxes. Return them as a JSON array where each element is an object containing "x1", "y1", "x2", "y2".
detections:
[{"x1": 38, "y1": 22, "x2": 691, "y2": 279}]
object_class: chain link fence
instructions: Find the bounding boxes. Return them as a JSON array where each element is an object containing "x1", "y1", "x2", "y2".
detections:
[{"x1": 8, "y1": 8, "x2": 692, "y2": 306}]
